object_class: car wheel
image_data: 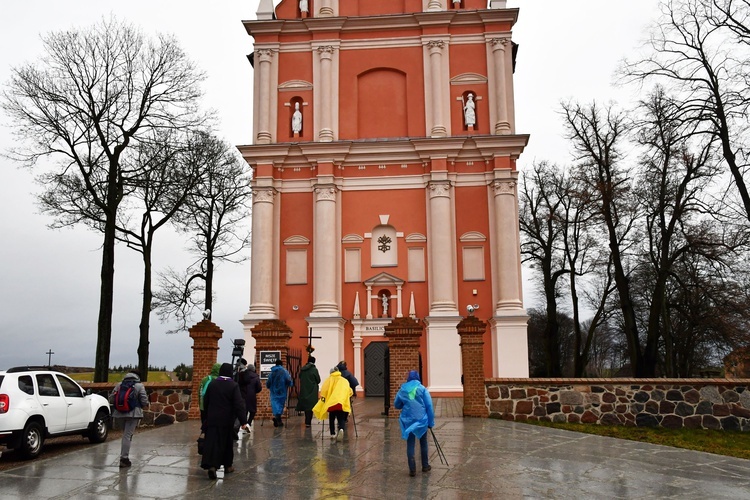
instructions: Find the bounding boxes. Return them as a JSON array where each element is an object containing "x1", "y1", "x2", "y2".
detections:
[
  {"x1": 20, "y1": 421, "x2": 45, "y2": 459},
  {"x1": 87, "y1": 410, "x2": 109, "y2": 443}
]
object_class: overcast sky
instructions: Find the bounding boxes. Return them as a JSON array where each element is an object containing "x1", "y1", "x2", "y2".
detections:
[{"x1": 0, "y1": 1, "x2": 661, "y2": 371}]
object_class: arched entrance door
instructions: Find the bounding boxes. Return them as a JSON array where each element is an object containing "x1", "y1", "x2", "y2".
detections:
[{"x1": 364, "y1": 341, "x2": 388, "y2": 397}]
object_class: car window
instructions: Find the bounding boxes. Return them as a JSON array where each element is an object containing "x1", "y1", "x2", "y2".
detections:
[
  {"x1": 36, "y1": 374, "x2": 60, "y2": 397},
  {"x1": 18, "y1": 375, "x2": 34, "y2": 395},
  {"x1": 56, "y1": 374, "x2": 84, "y2": 398},
  {"x1": 0, "y1": 375, "x2": 4, "y2": 388}
]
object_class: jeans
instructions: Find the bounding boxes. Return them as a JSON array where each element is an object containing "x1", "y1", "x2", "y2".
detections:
[
  {"x1": 120, "y1": 417, "x2": 139, "y2": 459},
  {"x1": 406, "y1": 433, "x2": 429, "y2": 472}
]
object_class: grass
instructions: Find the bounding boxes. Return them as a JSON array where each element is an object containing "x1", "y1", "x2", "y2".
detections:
[
  {"x1": 68, "y1": 371, "x2": 172, "y2": 383},
  {"x1": 523, "y1": 419, "x2": 750, "y2": 460}
]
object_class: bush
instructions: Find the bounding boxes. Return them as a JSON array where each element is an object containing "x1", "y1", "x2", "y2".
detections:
[{"x1": 173, "y1": 363, "x2": 193, "y2": 381}]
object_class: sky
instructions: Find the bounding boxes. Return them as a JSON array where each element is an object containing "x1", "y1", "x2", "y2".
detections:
[{"x1": 0, "y1": 1, "x2": 662, "y2": 371}]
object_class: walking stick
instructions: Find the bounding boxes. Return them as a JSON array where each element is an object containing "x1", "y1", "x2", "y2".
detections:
[
  {"x1": 350, "y1": 397, "x2": 359, "y2": 437},
  {"x1": 429, "y1": 428, "x2": 448, "y2": 466}
]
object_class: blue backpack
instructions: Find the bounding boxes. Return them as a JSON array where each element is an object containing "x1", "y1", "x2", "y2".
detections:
[{"x1": 114, "y1": 379, "x2": 139, "y2": 412}]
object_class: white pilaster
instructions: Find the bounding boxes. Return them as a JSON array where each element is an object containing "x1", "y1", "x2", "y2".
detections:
[
  {"x1": 307, "y1": 317, "x2": 347, "y2": 383},
  {"x1": 311, "y1": 184, "x2": 339, "y2": 315},
  {"x1": 425, "y1": 316, "x2": 462, "y2": 392},
  {"x1": 491, "y1": 178, "x2": 523, "y2": 311},
  {"x1": 256, "y1": 49, "x2": 274, "y2": 144},
  {"x1": 427, "y1": 181, "x2": 457, "y2": 313},
  {"x1": 489, "y1": 38, "x2": 511, "y2": 135},
  {"x1": 317, "y1": 46, "x2": 335, "y2": 142},
  {"x1": 248, "y1": 188, "x2": 277, "y2": 317},
  {"x1": 427, "y1": 41, "x2": 447, "y2": 138},
  {"x1": 489, "y1": 313, "x2": 529, "y2": 377}
]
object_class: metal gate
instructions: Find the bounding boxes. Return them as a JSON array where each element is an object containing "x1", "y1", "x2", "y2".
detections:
[
  {"x1": 286, "y1": 347, "x2": 302, "y2": 414},
  {"x1": 364, "y1": 341, "x2": 388, "y2": 397}
]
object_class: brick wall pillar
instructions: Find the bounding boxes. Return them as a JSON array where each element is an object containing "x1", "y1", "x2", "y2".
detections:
[
  {"x1": 188, "y1": 320, "x2": 224, "y2": 419},
  {"x1": 384, "y1": 317, "x2": 423, "y2": 418},
  {"x1": 251, "y1": 319, "x2": 293, "y2": 420},
  {"x1": 458, "y1": 315, "x2": 488, "y2": 417}
]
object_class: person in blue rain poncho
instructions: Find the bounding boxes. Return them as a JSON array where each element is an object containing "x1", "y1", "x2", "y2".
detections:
[
  {"x1": 266, "y1": 359, "x2": 293, "y2": 427},
  {"x1": 393, "y1": 370, "x2": 435, "y2": 477}
]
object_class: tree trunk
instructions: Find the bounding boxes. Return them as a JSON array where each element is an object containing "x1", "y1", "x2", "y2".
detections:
[
  {"x1": 542, "y1": 263, "x2": 562, "y2": 377},
  {"x1": 137, "y1": 240, "x2": 153, "y2": 382},
  {"x1": 94, "y1": 214, "x2": 117, "y2": 383}
]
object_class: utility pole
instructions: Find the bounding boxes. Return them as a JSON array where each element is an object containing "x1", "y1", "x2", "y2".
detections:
[{"x1": 46, "y1": 349, "x2": 54, "y2": 368}]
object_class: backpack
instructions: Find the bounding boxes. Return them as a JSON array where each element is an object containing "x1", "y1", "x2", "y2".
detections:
[{"x1": 114, "y1": 379, "x2": 139, "y2": 412}]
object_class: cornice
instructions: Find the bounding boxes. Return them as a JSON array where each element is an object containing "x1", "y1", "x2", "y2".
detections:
[
  {"x1": 243, "y1": 9, "x2": 520, "y2": 40},
  {"x1": 238, "y1": 135, "x2": 528, "y2": 168}
]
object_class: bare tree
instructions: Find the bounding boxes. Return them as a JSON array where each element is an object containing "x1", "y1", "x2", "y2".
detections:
[
  {"x1": 622, "y1": 0, "x2": 750, "y2": 222},
  {"x1": 114, "y1": 130, "x2": 206, "y2": 380},
  {"x1": 519, "y1": 161, "x2": 568, "y2": 376},
  {"x1": 562, "y1": 101, "x2": 654, "y2": 375},
  {"x1": 154, "y1": 135, "x2": 251, "y2": 333},
  {"x1": 2, "y1": 18, "x2": 206, "y2": 381}
]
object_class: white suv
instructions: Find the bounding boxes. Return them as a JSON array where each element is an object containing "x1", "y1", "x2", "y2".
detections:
[{"x1": 0, "y1": 367, "x2": 110, "y2": 459}]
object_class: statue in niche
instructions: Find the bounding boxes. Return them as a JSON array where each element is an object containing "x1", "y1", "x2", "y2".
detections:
[
  {"x1": 299, "y1": 0, "x2": 309, "y2": 13},
  {"x1": 463, "y1": 93, "x2": 476, "y2": 127},
  {"x1": 381, "y1": 293, "x2": 389, "y2": 317},
  {"x1": 291, "y1": 102, "x2": 302, "y2": 134}
]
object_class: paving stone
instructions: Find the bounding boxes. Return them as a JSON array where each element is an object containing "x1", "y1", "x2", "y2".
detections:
[{"x1": 0, "y1": 397, "x2": 748, "y2": 498}]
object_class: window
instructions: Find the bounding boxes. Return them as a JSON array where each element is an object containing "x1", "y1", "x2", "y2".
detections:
[
  {"x1": 35, "y1": 374, "x2": 60, "y2": 397},
  {"x1": 56, "y1": 375, "x2": 84, "y2": 398},
  {"x1": 18, "y1": 375, "x2": 33, "y2": 395}
]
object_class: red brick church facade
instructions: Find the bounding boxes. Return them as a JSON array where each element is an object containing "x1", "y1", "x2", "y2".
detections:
[{"x1": 239, "y1": 0, "x2": 529, "y2": 397}]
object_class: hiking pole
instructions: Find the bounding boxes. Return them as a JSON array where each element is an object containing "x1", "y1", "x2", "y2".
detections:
[
  {"x1": 350, "y1": 397, "x2": 359, "y2": 437},
  {"x1": 430, "y1": 428, "x2": 448, "y2": 466}
]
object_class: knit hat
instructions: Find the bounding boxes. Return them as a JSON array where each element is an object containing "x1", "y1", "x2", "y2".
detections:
[{"x1": 247, "y1": 364, "x2": 256, "y2": 372}]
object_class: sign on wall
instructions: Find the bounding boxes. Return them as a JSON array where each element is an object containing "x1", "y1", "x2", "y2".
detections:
[{"x1": 259, "y1": 350, "x2": 281, "y2": 379}]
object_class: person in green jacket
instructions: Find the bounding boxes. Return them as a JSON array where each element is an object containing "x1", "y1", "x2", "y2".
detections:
[
  {"x1": 295, "y1": 357, "x2": 321, "y2": 427},
  {"x1": 199, "y1": 363, "x2": 222, "y2": 424}
]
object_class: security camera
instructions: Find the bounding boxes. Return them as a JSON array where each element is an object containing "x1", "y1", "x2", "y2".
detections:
[{"x1": 466, "y1": 304, "x2": 479, "y2": 315}]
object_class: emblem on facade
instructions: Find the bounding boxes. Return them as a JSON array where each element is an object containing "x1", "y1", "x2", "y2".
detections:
[{"x1": 377, "y1": 234, "x2": 392, "y2": 253}]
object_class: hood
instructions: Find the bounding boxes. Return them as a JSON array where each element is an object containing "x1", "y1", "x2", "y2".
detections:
[
  {"x1": 210, "y1": 363, "x2": 222, "y2": 377},
  {"x1": 219, "y1": 363, "x2": 233, "y2": 378},
  {"x1": 399, "y1": 379, "x2": 421, "y2": 400},
  {"x1": 301, "y1": 363, "x2": 315, "y2": 372}
]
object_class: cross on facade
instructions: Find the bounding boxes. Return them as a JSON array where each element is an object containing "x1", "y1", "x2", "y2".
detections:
[{"x1": 299, "y1": 327, "x2": 322, "y2": 349}]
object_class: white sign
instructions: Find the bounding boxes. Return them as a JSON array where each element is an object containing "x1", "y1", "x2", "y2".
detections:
[{"x1": 259, "y1": 350, "x2": 281, "y2": 379}]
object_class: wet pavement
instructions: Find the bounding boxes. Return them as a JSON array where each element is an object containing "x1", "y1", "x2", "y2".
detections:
[{"x1": 1, "y1": 397, "x2": 749, "y2": 499}]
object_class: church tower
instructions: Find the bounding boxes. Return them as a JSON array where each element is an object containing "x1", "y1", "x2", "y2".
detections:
[{"x1": 240, "y1": 0, "x2": 529, "y2": 395}]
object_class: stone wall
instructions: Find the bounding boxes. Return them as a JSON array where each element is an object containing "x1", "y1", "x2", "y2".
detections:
[
  {"x1": 84, "y1": 382, "x2": 191, "y2": 427},
  {"x1": 486, "y1": 378, "x2": 750, "y2": 431}
]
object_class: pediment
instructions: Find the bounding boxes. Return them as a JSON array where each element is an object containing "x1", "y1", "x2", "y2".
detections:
[
  {"x1": 363, "y1": 271, "x2": 405, "y2": 286},
  {"x1": 279, "y1": 79, "x2": 313, "y2": 91},
  {"x1": 450, "y1": 73, "x2": 488, "y2": 85},
  {"x1": 283, "y1": 235, "x2": 310, "y2": 246}
]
